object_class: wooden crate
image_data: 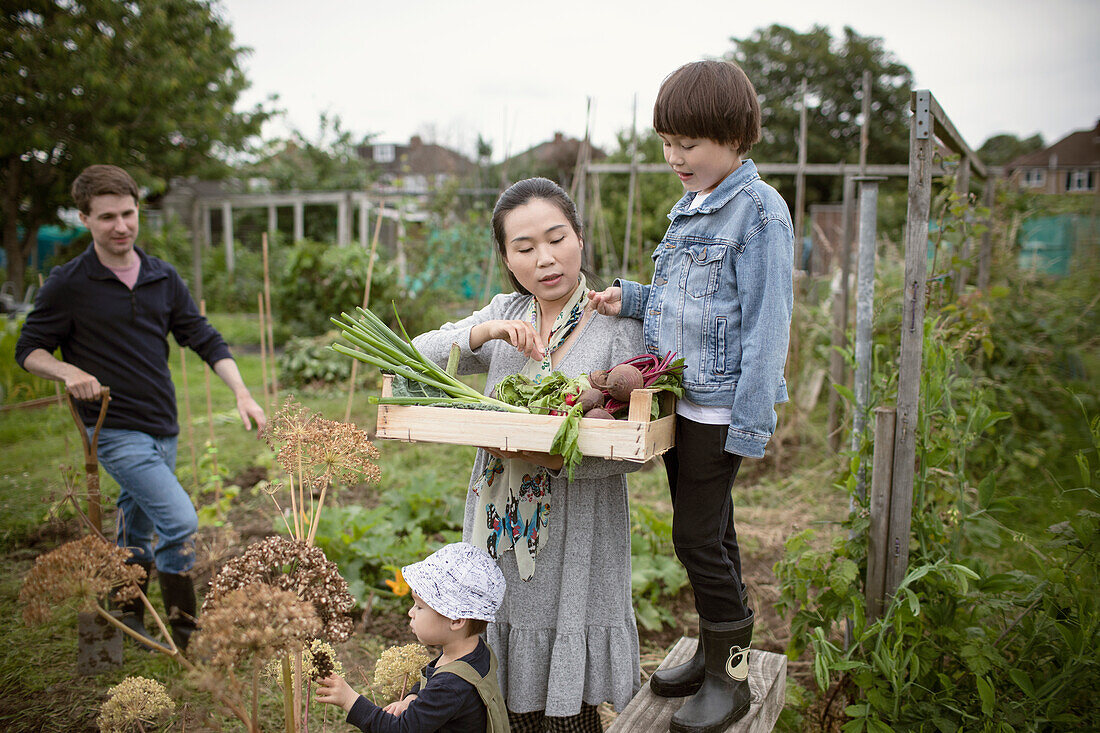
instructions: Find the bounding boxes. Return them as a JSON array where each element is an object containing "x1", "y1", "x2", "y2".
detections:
[{"x1": 374, "y1": 374, "x2": 675, "y2": 462}]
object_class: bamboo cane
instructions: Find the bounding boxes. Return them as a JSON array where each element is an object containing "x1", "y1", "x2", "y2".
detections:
[
  {"x1": 179, "y1": 347, "x2": 198, "y2": 488},
  {"x1": 262, "y1": 234, "x2": 278, "y2": 401},
  {"x1": 199, "y1": 299, "x2": 218, "y2": 476},
  {"x1": 258, "y1": 292, "x2": 272, "y2": 415},
  {"x1": 344, "y1": 205, "x2": 386, "y2": 423}
]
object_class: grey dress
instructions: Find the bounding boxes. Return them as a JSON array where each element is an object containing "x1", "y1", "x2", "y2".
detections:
[{"x1": 412, "y1": 292, "x2": 644, "y2": 716}]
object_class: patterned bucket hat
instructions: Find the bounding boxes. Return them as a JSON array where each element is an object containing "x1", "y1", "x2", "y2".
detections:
[{"x1": 402, "y1": 542, "x2": 506, "y2": 622}]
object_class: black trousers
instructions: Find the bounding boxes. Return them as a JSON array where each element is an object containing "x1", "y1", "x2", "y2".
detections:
[{"x1": 663, "y1": 416, "x2": 750, "y2": 624}]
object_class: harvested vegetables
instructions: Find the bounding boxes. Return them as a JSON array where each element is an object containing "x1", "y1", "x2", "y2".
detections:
[{"x1": 331, "y1": 306, "x2": 528, "y2": 413}]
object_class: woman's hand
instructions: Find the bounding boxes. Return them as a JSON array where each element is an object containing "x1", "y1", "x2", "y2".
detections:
[
  {"x1": 471, "y1": 320, "x2": 546, "y2": 360},
  {"x1": 485, "y1": 447, "x2": 564, "y2": 472},
  {"x1": 587, "y1": 286, "x2": 622, "y2": 316}
]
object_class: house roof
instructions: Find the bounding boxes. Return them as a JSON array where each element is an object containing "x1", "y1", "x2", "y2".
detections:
[
  {"x1": 1007, "y1": 119, "x2": 1100, "y2": 169},
  {"x1": 505, "y1": 132, "x2": 606, "y2": 170},
  {"x1": 358, "y1": 136, "x2": 476, "y2": 177}
]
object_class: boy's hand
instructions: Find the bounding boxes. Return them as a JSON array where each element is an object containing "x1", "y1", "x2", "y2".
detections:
[
  {"x1": 587, "y1": 287, "x2": 622, "y2": 316},
  {"x1": 315, "y1": 673, "x2": 359, "y2": 713},
  {"x1": 382, "y1": 694, "x2": 417, "y2": 716}
]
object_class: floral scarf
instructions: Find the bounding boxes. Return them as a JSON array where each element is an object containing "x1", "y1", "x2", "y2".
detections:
[{"x1": 470, "y1": 275, "x2": 589, "y2": 581}]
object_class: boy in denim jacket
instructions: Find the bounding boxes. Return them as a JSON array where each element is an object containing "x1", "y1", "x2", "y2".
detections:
[{"x1": 590, "y1": 59, "x2": 793, "y2": 733}]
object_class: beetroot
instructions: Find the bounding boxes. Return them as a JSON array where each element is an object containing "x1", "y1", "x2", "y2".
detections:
[
  {"x1": 583, "y1": 407, "x2": 614, "y2": 420},
  {"x1": 577, "y1": 388, "x2": 605, "y2": 412},
  {"x1": 606, "y1": 363, "x2": 644, "y2": 402},
  {"x1": 588, "y1": 369, "x2": 609, "y2": 390}
]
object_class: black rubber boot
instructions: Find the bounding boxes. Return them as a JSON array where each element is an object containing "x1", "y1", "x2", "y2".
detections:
[
  {"x1": 158, "y1": 572, "x2": 197, "y2": 652},
  {"x1": 668, "y1": 612, "x2": 753, "y2": 733},
  {"x1": 651, "y1": 586, "x2": 749, "y2": 698},
  {"x1": 111, "y1": 561, "x2": 157, "y2": 649}
]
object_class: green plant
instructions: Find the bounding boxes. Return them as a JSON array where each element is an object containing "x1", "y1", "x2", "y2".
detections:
[
  {"x1": 630, "y1": 504, "x2": 688, "y2": 631},
  {"x1": 1, "y1": 315, "x2": 56, "y2": 405},
  {"x1": 278, "y1": 332, "x2": 355, "y2": 389}
]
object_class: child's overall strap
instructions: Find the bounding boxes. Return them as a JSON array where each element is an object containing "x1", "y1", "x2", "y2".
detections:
[{"x1": 432, "y1": 646, "x2": 510, "y2": 733}]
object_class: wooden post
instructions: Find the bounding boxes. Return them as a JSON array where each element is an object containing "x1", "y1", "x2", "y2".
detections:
[
  {"x1": 337, "y1": 196, "x2": 349, "y2": 246},
  {"x1": 358, "y1": 197, "x2": 368, "y2": 249},
  {"x1": 202, "y1": 204, "x2": 212, "y2": 248},
  {"x1": 267, "y1": 205, "x2": 277, "y2": 239},
  {"x1": 850, "y1": 177, "x2": 885, "y2": 498},
  {"x1": 794, "y1": 78, "x2": 808, "y2": 244},
  {"x1": 826, "y1": 174, "x2": 856, "y2": 452},
  {"x1": 261, "y1": 234, "x2": 278, "y2": 401},
  {"x1": 622, "y1": 94, "x2": 638, "y2": 275},
  {"x1": 222, "y1": 201, "x2": 234, "y2": 276},
  {"x1": 866, "y1": 406, "x2": 896, "y2": 621},
  {"x1": 977, "y1": 178, "x2": 995, "y2": 292},
  {"x1": 886, "y1": 90, "x2": 935, "y2": 600},
  {"x1": 293, "y1": 200, "x2": 304, "y2": 242},
  {"x1": 953, "y1": 157, "x2": 972, "y2": 297}
]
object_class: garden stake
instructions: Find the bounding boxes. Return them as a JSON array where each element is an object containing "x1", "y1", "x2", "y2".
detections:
[
  {"x1": 344, "y1": 203, "x2": 385, "y2": 423},
  {"x1": 179, "y1": 346, "x2": 198, "y2": 489},
  {"x1": 199, "y1": 299, "x2": 219, "y2": 477},
  {"x1": 258, "y1": 292, "x2": 272, "y2": 415},
  {"x1": 262, "y1": 233, "x2": 279, "y2": 400},
  {"x1": 66, "y1": 386, "x2": 110, "y2": 535}
]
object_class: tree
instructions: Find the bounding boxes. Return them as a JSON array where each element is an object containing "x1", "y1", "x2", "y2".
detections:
[
  {"x1": 1, "y1": 0, "x2": 270, "y2": 288},
  {"x1": 248, "y1": 113, "x2": 373, "y2": 192},
  {"x1": 728, "y1": 24, "x2": 914, "y2": 204},
  {"x1": 977, "y1": 133, "x2": 1045, "y2": 166}
]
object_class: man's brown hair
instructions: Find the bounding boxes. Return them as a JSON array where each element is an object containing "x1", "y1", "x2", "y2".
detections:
[
  {"x1": 653, "y1": 60, "x2": 761, "y2": 155},
  {"x1": 71, "y1": 165, "x2": 140, "y2": 214}
]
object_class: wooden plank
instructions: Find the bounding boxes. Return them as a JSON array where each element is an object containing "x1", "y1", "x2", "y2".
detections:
[
  {"x1": 608, "y1": 637, "x2": 786, "y2": 733},
  {"x1": 927, "y1": 92, "x2": 987, "y2": 180},
  {"x1": 374, "y1": 376, "x2": 674, "y2": 463},
  {"x1": 866, "y1": 406, "x2": 897, "y2": 621},
  {"x1": 586, "y1": 162, "x2": 928, "y2": 177},
  {"x1": 887, "y1": 91, "x2": 936, "y2": 599}
]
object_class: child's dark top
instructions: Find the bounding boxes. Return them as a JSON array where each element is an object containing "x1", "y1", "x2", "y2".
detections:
[{"x1": 346, "y1": 638, "x2": 490, "y2": 733}]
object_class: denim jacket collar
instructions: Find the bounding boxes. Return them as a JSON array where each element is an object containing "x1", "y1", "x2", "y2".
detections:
[{"x1": 668, "y1": 159, "x2": 761, "y2": 220}]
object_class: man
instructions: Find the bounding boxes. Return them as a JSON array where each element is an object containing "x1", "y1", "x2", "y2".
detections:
[{"x1": 16, "y1": 164, "x2": 266, "y2": 651}]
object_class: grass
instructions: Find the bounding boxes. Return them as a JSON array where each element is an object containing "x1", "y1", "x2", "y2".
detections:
[{"x1": 0, "y1": 318, "x2": 846, "y2": 732}]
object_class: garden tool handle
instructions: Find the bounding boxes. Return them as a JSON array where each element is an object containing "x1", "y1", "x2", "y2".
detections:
[{"x1": 65, "y1": 387, "x2": 110, "y2": 536}]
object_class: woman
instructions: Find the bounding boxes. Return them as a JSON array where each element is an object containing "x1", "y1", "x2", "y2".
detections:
[{"x1": 412, "y1": 178, "x2": 643, "y2": 732}]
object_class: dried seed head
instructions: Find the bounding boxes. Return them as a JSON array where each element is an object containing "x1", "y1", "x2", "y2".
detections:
[
  {"x1": 191, "y1": 582, "x2": 321, "y2": 669},
  {"x1": 204, "y1": 536, "x2": 355, "y2": 641},
  {"x1": 19, "y1": 535, "x2": 145, "y2": 626},
  {"x1": 96, "y1": 675, "x2": 175, "y2": 733}
]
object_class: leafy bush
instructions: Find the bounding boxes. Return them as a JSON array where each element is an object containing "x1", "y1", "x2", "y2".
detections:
[
  {"x1": 277, "y1": 332, "x2": 354, "y2": 389},
  {"x1": 1, "y1": 314, "x2": 56, "y2": 405},
  {"x1": 630, "y1": 504, "x2": 689, "y2": 631}
]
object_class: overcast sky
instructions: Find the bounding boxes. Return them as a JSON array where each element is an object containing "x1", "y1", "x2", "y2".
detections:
[{"x1": 220, "y1": 0, "x2": 1099, "y2": 162}]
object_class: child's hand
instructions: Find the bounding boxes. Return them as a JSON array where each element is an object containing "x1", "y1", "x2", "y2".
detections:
[
  {"x1": 382, "y1": 694, "x2": 417, "y2": 717},
  {"x1": 587, "y1": 287, "x2": 622, "y2": 316},
  {"x1": 315, "y1": 673, "x2": 359, "y2": 713},
  {"x1": 471, "y1": 320, "x2": 546, "y2": 360}
]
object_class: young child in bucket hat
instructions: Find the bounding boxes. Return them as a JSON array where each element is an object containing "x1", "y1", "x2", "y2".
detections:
[{"x1": 317, "y1": 542, "x2": 510, "y2": 732}]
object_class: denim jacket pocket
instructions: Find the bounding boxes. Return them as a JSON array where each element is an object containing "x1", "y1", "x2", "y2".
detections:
[{"x1": 679, "y1": 243, "x2": 726, "y2": 298}]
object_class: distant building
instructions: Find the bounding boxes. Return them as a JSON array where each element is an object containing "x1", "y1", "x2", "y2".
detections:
[
  {"x1": 1005, "y1": 120, "x2": 1099, "y2": 195},
  {"x1": 358, "y1": 136, "x2": 478, "y2": 194},
  {"x1": 502, "y1": 132, "x2": 606, "y2": 189}
]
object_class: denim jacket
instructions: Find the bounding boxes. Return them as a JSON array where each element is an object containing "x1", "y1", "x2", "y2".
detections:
[{"x1": 617, "y1": 160, "x2": 794, "y2": 458}]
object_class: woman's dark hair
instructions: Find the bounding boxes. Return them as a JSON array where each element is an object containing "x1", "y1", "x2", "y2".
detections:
[
  {"x1": 491, "y1": 177, "x2": 585, "y2": 296},
  {"x1": 653, "y1": 59, "x2": 761, "y2": 156}
]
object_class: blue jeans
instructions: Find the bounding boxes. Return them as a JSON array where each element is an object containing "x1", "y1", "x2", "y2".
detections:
[{"x1": 91, "y1": 428, "x2": 198, "y2": 574}]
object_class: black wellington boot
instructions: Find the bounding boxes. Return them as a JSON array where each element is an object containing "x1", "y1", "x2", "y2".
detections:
[
  {"x1": 111, "y1": 560, "x2": 157, "y2": 649},
  {"x1": 668, "y1": 612, "x2": 753, "y2": 733},
  {"x1": 159, "y1": 572, "x2": 197, "y2": 652},
  {"x1": 651, "y1": 586, "x2": 749, "y2": 698}
]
